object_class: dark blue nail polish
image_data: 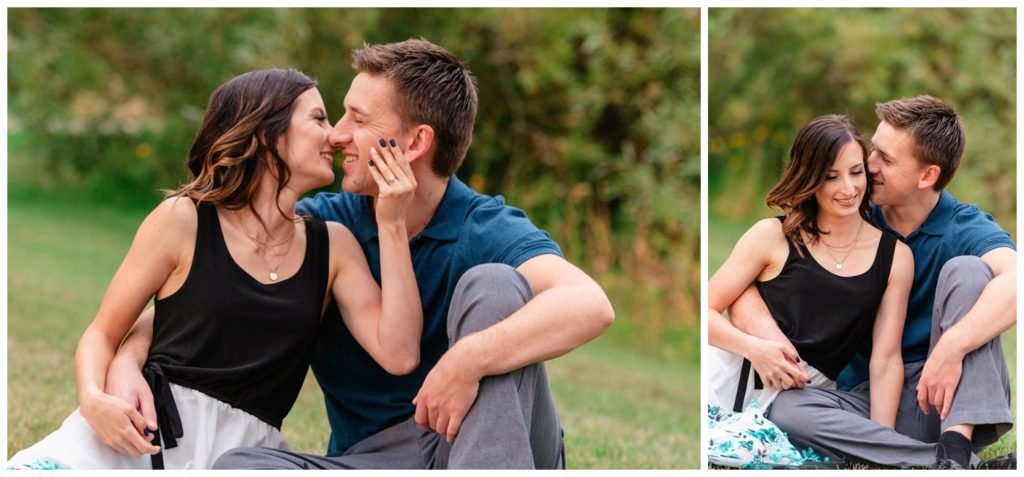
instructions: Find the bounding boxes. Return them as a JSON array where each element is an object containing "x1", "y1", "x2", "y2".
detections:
[
  {"x1": 390, "y1": 138, "x2": 397, "y2": 147},
  {"x1": 796, "y1": 356, "x2": 801, "y2": 363},
  {"x1": 807, "y1": 380, "x2": 812, "y2": 384},
  {"x1": 144, "y1": 429, "x2": 151, "y2": 437},
  {"x1": 379, "y1": 138, "x2": 386, "y2": 147},
  {"x1": 368, "y1": 159, "x2": 374, "y2": 166}
]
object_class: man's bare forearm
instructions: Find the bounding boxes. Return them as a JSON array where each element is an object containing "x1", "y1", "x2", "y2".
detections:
[
  {"x1": 729, "y1": 283, "x2": 788, "y2": 344},
  {"x1": 938, "y1": 268, "x2": 1016, "y2": 359},
  {"x1": 113, "y1": 307, "x2": 156, "y2": 369},
  {"x1": 455, "y1": 281, "x2": 613, "y2": 381}
]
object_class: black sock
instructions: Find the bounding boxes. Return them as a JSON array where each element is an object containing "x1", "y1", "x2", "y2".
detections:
[{"x1": 936, "y1": 431, "x2": 972, "y2": 468}]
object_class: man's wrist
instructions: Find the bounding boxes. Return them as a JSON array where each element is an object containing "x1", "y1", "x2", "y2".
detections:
[
  {"x1": 449, "y1": 333, "x2": 489, "y2": 382},
  {"x1": 111, "y1": 349, "x2": 146, "y2": 370},
  {"x1": 934, "y1": 328, "x2": 969, "y2": 362},
  {"x1": 78, "y1": 385, "x2": 105, "y2": 408},
  {"x1": 736, "y1": 334, "x2": 763, "y2": 361}
]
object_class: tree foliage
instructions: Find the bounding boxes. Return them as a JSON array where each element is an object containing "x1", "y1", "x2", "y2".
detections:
[
  {"x1": 709, "y1": 8, "x2": 1016, "y2": 234},
  {"x1": 8, "y1": 8, "x2": 701, "y2": 341}
]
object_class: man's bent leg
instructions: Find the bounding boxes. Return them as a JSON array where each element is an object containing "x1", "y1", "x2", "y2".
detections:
[
  {"x1": 769, "y1": 386, "x2": 937, "y2": 467},
  {"x1": 931, "y1": 256, "x2": 1012, "y2": 447},
  {"x1": 213, "y1": 418, "x2": 428, "y2": 469},
  {"x1": 893, "y1": 361, "x2": 940, "y2": 443},
  {"x1": 439, "y1": 263, "x2": 563, "y2": 469},
  {"x1": 213, "y1": 447, "x2": 344, "y2": 469}
]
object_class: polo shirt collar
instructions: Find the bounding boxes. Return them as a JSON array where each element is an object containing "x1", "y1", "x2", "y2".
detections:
[
  {"x1": 871, "y1": 190, "x2": 955, "y2": 239},
  {"x1": 356, "y1": 175, "x2": 471, "y2": 244},
  {"x1": 417, "y1": 175, "x2": 471, "y2": 241},
  {"x1": 915, "y1": 190, "x2": 956, "y2": 237}
]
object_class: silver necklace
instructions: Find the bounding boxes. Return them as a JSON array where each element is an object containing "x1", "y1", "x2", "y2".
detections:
[
  {"x1": 821, "y1": 220, "x2": 863, "y2": 270},
  {"x1": 236, "y1": 212, "x2": 298, "y2": 281}
]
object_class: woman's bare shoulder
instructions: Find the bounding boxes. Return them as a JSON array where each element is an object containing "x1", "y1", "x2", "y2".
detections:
[
  {"x1": 324, "y1": 221, "x2": 362, "y2": 265},
  {"x1": 744, "y1": 217, "x2": 787, "y2": 245},
  {"x1": 324, "y1": 220, "x2": 356, "y2": 243},
  {"x1": 149, "y1": 196, "x2": 199, "y2": 227},
  {"x1": 724, "y1": 217, "x2": 788, "y2": 268}
]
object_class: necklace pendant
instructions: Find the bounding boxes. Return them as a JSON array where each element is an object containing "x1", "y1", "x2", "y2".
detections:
[
  {"x1": 269, "y1": 271, "x2": 279, "y2": 281},
  {"x1": 835, "y1": 263, "x2": 844, "y2": 270}
]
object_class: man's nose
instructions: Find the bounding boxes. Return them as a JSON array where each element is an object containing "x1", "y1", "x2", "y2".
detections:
[
  {"x1": 328, "y1": 121, "x2": 350, "y2": 147},
  {"x1": 866, "y1": 153, "x2": 880, "y2": 173}
]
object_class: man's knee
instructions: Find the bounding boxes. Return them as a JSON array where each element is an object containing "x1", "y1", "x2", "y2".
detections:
[
  {"x1": 936, "y1": 256, "x2": 992, "y2": 300},
  {"x1": 767, "y1": 391, "x2": 804, "y2": 432},
  {"x1": 212, "y1": 448, "x2": 255, "y2": 469},
  {"x1": 212, "y1": 447, "x2": 289, "y2": 469},
  {"x1": 447, "y1": 264, "x2": 533, "y2": 342},
  {"x1": 454, "y1": 263, "x2": 531, "y2": 298},
  {"x1": 768, "y1": 390, "x2": 828, "y2": 440},
  {"x1": 934, "y1": 256, "x2": 993, "y2": 327}
]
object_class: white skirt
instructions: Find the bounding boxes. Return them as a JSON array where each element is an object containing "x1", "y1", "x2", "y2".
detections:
[
  {"x1": 706, "y1": 345, "x2": 835, "y2": 412},
  {"x1": 7, "y1": 383, "x2": 289, "y2": 470}
]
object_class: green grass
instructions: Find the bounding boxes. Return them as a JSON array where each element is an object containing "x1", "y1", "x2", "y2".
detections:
[
  {"x1": 6, "y1": 186, "x2": 698, "y2": 469},
  {"x1": 709, "y1": 213, "x2": 1017, "y2": 464}
]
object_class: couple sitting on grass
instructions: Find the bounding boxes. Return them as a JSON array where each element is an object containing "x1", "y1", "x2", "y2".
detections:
[
  {"x1": 9, "y1": 39, "x2": 614, "y2": 470},
  {"x1": 708, "y1": 96, "x2": 1016, "y2": 469}
]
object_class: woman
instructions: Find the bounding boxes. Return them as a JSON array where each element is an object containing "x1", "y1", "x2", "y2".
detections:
[
  {"x1": 8, "y1": 69, "x2": 423, "y2": 469},
  {"x1": 707, "y1": 115, "x2": 913, "y2": 467}
]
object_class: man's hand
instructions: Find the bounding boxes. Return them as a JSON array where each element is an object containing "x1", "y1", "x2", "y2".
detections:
[
  {"x1": 412, "y1": 348, "x2": 481, "y2": 444},
  {"x1": 105, "y1": 354, "x2": 157, "y2": 439},
  {"x1": 917, "y1": 339, "x2": 965, "y2": 420}
]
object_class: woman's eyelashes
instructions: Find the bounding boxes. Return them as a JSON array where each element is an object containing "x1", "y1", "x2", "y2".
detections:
[{"x1": 825, "y1": 169, "x2": 863, "y2": 181}]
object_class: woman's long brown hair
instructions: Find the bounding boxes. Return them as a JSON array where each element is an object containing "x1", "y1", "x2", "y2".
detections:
[
  {"x1": 765, "y1": 114, "x2": 871, "y2": 249},
  {"x1": 170, "y1": 68, "x2": 316, "y2": 232}
]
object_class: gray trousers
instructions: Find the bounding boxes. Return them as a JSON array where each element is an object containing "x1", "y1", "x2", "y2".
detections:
[
  {"x1": 767, "y1": 256, "x2": 1012, "y2": 467},
  {"x1": 213, "y1": 264, "x2": 564, "y2": 469}
]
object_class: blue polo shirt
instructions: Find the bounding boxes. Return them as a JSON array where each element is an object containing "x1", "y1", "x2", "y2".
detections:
[
  {"x1": 837, "y1": 191, "x2": 1015, "y2": 389},
  {"x1": 296, "y1": 176, "x2": 563, "y2": 455}
]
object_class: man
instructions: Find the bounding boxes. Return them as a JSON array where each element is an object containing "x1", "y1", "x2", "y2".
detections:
[
  {"x1": 728, "y1": 95, "x2": 1015, "y2": 469},
  {"x1": 107, "y1": 39, "x2": 614, "y2": 469}
]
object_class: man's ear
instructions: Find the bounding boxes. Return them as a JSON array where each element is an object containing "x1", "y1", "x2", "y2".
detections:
[
  {"x1": 917, "y1": 164, "x2": 941, "y2": 190},
  {"x1": 404, "y1": 124, "x2": 435, "y2": 165}
]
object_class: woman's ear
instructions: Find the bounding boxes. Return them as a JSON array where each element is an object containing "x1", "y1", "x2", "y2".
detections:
[{"x1": 403, "y1": 124, "x2": 435, "y2": 165}]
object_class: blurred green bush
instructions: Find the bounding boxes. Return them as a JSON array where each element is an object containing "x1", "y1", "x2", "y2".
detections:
[
  {"x1": 8, "y1": 8, "x2": 700, "y2": 356},
  {"x1": 709, "y1": 8, "x2": 1016, "y2": 235}
]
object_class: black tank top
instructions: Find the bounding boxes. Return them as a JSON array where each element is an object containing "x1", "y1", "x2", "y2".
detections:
[
  {"x1": 756, "y1": 217, "x2": 897, "y2": 381},
  {"x1": 147, "y1": 202, "x2": 329, "y2": 428}
]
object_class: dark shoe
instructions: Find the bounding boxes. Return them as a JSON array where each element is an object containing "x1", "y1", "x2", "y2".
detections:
[
  {"x1": 930, "y1": 440, "x2": 971, "y2": 470},
  {"x1": 929, "y1": 458, "x2": 965, "y2": 470},
  {"x1": 978, "y1": 453, "x2": 1016, "y2": 470}
]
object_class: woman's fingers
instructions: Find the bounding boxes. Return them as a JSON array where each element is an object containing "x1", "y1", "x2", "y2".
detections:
[
  {"x1": 386, "y1": 137, "x2": 415, "y2": 179},
  {"x1": 368, "y1": 148, "x2": 392, "y2": 189},
  {"x1": 114, "y1": 406, "x2": 158, "y2": 456},
  {"x1": 377, "y1": 138, "x2": 416, "y2": 189},
  {"x1": 762, "y1": 360, "x2": 806, "y2": 390},
  {"x1": 86, "y1": 393, "x2": 160, "y2": 456},
  {"x1": 373, "y1": 139, "x2": 401, "y2": 184},
  {"x1": 372, "y1": 138, "x2": 416, "y2": 208},
  {"x1": 126, "y1": 408, "x2": 160, "y2": 455}
]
